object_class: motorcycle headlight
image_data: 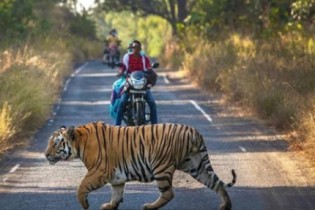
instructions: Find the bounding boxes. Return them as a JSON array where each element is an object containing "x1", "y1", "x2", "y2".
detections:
[{"x1": 131, "y1": 77, "x2": 146, "y2": 89}]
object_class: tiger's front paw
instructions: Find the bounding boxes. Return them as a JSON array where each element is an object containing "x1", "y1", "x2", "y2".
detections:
[
  {"x1": 78, "y1": 193, "x2": 89, "y2": 209},
  {"x1": 101, "y1": 203, "x2": 118, "y2": 210},
  {"x1": 80, "y1": 201, "x2": 89, "y2": 210},
  {"x1": 143, "y1": 203, "x2": 158, "y2": 210}
]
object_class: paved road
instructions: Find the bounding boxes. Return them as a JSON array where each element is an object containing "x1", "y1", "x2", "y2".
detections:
[{"x1": 0, "y1": 60, "x2": 314, "y2": 210}]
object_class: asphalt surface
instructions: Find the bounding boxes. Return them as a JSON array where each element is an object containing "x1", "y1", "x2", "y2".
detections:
[{"x1": 0, "y1": 60, "x2": 314, "y2": 210}]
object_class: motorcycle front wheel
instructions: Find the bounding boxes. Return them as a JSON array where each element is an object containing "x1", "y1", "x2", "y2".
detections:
[{"x1": 135, "y1": 101, "x2": 145, "y2": 126}]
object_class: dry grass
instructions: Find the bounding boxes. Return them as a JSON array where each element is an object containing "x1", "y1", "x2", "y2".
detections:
[
  {"x1": 292, "y1": 96, "x2": 315, "y2": 162},
  {"x1": 0, "y1": 36, "x2": 101, "y2": 156},
  {"x1": 0, "y1": 41, "x2": 70, "y2": 155},
  {"x1": 163, "y1": 33, "x2": 315, "y2": 162},
  {"x1": 159, "y1": 39, "x2": 184, "y2": 71}
]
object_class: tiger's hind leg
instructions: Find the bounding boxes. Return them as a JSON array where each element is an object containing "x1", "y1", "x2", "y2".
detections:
[
  {"x1": 101, "y1": 183, "x2": 125, "y2": 210},
  {"x1": 143, "y1": 165, "x2": 176, "y2": 210},
  {"x1": 178, "y1": 152, "x2": 236, "y2": 210}
]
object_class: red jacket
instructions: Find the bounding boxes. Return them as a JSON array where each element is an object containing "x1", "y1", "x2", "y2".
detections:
[{"x1": 121, "y1": 53, "x2": 151, "y2": 73}]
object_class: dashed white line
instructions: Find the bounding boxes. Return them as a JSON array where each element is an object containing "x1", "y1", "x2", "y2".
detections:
[
  {"x1": 55, "y1": 63, "x2": 88, "y2": 117},
  {"x1": 3, "y1": 164, "x2": 21, "y2": 183},
  {"x1": 239, "y1": 146, "x2": 247, "y2": 152},
  {"x1": 163, "y1": 75, "x2": 170, "y2": 84},
  {"x1": 190, "y1": 100, "x2": 213, "y2": 123},
  {"x1": 189, "y1": 100, "x2": 247, "y2": 153},
  {"x1": 60, "y1": 100, "x2": 110, "y2": 105},
  {"x1": 74, "y1": 63, "x2": 87, "y2": 75},
  {"x1": 63, "y1": 79, "x2": 71, "y2": 91},
  {"x1": 63, "y1": 62, "x2": 88, "y2": 92},
  {"x1": 9, "y1": 164, "x2": 20, "y2": 173}
]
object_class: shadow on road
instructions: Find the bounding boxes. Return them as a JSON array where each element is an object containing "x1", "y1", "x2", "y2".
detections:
[{"x1": 0, "y1": 182, "x2": 314, "y2": 210}]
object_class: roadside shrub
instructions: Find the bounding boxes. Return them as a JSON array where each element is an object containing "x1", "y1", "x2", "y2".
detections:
[
  {"x1": 163, "y1": 33, "x2": 315, "y2": 158},
  {"x1": 0, "y1": 102, "x2": 30, "y2": 154},
  {"x1": 0, "y1": 37, "x2": 72, "y2": 154},
  {"x1": 160, "y1": 39, "x2": 184, "y2": 70}
]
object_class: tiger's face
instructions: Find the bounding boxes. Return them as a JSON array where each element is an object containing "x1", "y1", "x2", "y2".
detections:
[{"x1": 44, "y1": 126, "x2": 74, "y2": 165}]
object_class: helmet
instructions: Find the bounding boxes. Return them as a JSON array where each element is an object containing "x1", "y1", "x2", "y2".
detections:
[{"x1": 110, "y1": 29, "x2": 117, "y2": 36}]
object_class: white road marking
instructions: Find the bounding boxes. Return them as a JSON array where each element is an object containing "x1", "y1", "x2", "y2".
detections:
[
  {"x1": 74, "y1": 63, "x2": 87, "y2": 75},
  {"x1": 190, "y1": 100, "x2": 213, "y2": 123},
  {"x1": 4, "y1": 163, "x2": 21, "y2": 182},
  {"x1": 239, "y1": 146, "x2": 247, "y2": 152},
  {"x1": 61, "y1": 100, "x2": 111, "y2": 105},
  {"x1": 63, "y1": 62, "x2": 88, "y2": 92},
  {"x1": 59, "y1": 99, "x2": 212, "y2": 106},
  {"x1": 9, "y1": 164, "x2": 20, "y2": 173},
  {"x1": 76, "y1": 73, "x2": 117, "y2": 77},
  {"x1": 163, "y1": 75, "x2": 170, "y2": 84},
  {"x1": 53, "y1": 63, "x2": 88, "y2": 118},
  {"x1": 189, "y1": 99, "x2": 247, "y2": 154},
  {"x1": 63, "y1": 79, "x2": 70, "y2": 91}
]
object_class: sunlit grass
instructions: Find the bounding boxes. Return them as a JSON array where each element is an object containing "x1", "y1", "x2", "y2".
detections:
[
  {"x1": 0, "y1": 101, "x2": 31, "y2": 153},
  {"x1": 160, "y1": 39, "x2": 184, "y2": 71},
  {"x1": 162, "y1": 33, "x2": 315, "y2": 161},
  {"x1": 0, "y1": 35, "x2": 101, "y2": 155}
]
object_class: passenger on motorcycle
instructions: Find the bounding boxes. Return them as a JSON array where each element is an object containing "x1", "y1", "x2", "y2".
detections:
[
  {"x1": 114, "y1": 40, "x2": 157, "y2": 126},
  {"x1": 109, "y1": 42, "x2": 134, "y2": 119}
]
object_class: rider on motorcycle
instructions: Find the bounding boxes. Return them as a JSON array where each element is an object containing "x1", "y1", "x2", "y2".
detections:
[
  {"x1": 114, "y1": 40, "x2": 157, "y2": 126},
  {"x1": 126, "y1": 41, "x2": 146, "y2": 55},
  {"x1": 104, "y1": 29, "x2": 121, "y2": 63}
]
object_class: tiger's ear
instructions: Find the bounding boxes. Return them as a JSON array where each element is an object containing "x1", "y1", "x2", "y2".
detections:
[
  {"x1": 67, "y1": 126, "x2": 76, "y2": 141},
  {"x1": 60, "y1": 125, "x2": 67, "y2": 130}
]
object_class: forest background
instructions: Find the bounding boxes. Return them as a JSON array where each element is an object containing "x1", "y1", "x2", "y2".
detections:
[{"x1": 0, "y1": 0, "x2": 315, "y2": 165}]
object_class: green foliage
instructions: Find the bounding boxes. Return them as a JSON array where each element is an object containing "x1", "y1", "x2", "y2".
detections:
[
  {"x1": 291, "y1": 0, "x2": 315, "y2": 21},
  {"x1": 0, "y1": 0, "x2": 97, "y2": 44},
  {"x1": 69, "y1": 12, "x2": 97, "y2": 39},
  {"x1": 0, "y1": 1, "x2": 99, "y2": 155},
  {"x1": 184, "y1": 0, "x2": 314, "y2": 38},
  {"x1": 99, "y1": 0, "x2": 197, "y2": 35},
  {"x1": 0, "y1": 0, "x2": 34, "y2": 39},
  {"x1": 93, "y1": 11, "x2": 171, "y2": 57}
]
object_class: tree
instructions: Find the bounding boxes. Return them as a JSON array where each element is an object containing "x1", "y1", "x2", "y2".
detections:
[
  {"x1": 186, "y1": 0, "x2": 295, "y2": 37},
  {"x1": 98, "y1": 0, "x2": 198, "y2": 36},
  {"x1": 291, "y1": 0, "x2": 315, "y2": 32},
  {"x1": 0, "y1": 0, "x2": 34, "y2": 40}
]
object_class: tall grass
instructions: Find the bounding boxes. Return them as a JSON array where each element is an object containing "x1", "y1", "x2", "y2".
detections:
[
  {"x1": 163, "y1": 33, "x2": 315, "y2": 159},
  {"x1": 0, "y1": 35, "x2": 101, "y2": 155},
  {"x1": 0, "y1": 102, "x2": 29, "y2": 153},
  {"x1": 160, "y1": 39, "x2": 184, "y2": 71}
]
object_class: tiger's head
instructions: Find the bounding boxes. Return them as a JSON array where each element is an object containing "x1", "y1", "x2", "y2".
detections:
[{"x1": 44, "y1": 126, "x2": 76, "y2": 165}]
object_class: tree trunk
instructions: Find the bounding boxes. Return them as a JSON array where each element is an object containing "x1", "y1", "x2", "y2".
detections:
[{"x1": 177, "y1": 0, "x2": 188, "y2": 23}]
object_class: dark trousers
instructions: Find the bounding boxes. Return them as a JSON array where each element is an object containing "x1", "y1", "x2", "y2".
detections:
[{"x1": 115, "y1": 90, "x2": 157, "y2": 125}]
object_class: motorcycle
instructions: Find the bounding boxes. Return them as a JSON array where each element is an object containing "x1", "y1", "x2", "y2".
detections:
[
  {"x1": 114, "y1": 63, "x2": 159, "y2": 126},
  {"x1": 102, "y1": 45, "x2": 120, "y2": 68}
]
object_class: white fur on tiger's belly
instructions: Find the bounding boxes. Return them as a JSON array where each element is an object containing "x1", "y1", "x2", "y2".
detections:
[{"x1": 110, "y1": 170, "x2": 128, "y2": 185}]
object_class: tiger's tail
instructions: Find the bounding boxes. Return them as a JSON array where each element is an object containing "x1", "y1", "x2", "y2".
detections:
[
  {"x1": 223, "y1": 169, "x2": 237, "y2": 188},
  {"x1": 192, "y1": 130, "x2": 237, "y2": 191}
]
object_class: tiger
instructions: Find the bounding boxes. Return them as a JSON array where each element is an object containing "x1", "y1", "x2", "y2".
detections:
[{"x1": 44, "y1": 121, "x2": 236, "y2": 210}]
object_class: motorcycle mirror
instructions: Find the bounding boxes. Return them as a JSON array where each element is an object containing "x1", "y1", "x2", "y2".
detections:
[{"x1": 152, "y1": 63, "x2": 159, "y2": 68}]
